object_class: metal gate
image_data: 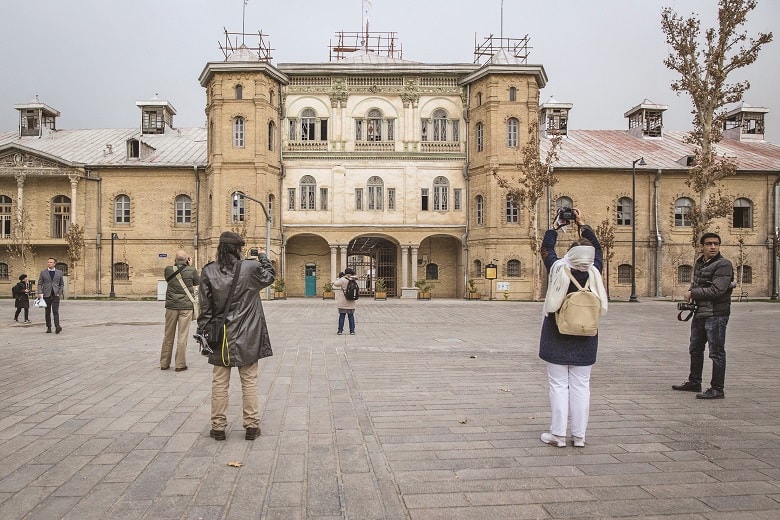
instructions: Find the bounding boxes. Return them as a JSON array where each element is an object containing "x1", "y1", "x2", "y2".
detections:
[{"x1": 347, "y1": 238, "x2": 396, "y2": 297}]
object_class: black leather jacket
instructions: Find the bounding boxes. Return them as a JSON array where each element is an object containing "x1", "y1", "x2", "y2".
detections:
[{"x1": 690, "y1": 253, "x2": 733, "y2": 318}]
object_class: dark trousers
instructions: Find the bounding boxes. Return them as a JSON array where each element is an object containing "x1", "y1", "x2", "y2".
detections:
[
  {"x1": 338, "y1": 312, "x2": 355, "y2": 333},
  {"x1": 15, "y1": 307, "x2": 29, "y2": 321},
  {"x1": 688, "y1": 315, "x2": 728, "y2": 391},
  {"x1": 44, "y1": 295, "x2": 61, "y2": 329}
]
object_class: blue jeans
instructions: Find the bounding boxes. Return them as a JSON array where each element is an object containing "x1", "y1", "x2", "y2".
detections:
[
  {"x1": 338, "y1": 312, "x2": 355, "y2": 333},
  {"x1": 688, "y1": 315, "x2": 729, "y2": 391}
]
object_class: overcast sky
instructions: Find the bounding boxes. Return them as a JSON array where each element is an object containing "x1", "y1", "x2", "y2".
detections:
[{"x1": 1, "y1": 0, "x2": 777, "y2": 141}]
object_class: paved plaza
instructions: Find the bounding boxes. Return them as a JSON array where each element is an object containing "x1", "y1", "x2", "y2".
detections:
[{"x1": 0, "y1": 297, "x2": 778, "y2": 519}]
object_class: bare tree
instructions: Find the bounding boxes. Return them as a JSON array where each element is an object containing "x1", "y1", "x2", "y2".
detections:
[
  {"x1": 5, "y1": 205, "x2": 35, "y2": 272},
  {"x1": 65, "y1": 223, "x2": 85, "y2": 295},
  {"x1": 494, "y1": 121, "x2": 562, "y2": 300},
  {"x1": 595, "y1": 210, "x2": 616, "y2": 297},
  {"x1": 664, "y1": 242, "x2": 692, "y2": 301},
  {"x1": 662, "y1": 0, "x2": 772, "y2": 247}
]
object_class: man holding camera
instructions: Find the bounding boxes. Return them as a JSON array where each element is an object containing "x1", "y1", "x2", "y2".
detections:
[
  {"x1": 160, "y1": 250, "x2": 200, "y2": 372},
  {"x1": 672, "y1": 232, "x2": 734, "y2": 399}
]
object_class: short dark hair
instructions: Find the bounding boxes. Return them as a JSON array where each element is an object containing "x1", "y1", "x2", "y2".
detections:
[
  {"x1": 19, "y1": 274, "x2": 27, "y2": 281},
  {"x1": 699, "y1": 232, "x2": 721, "y2": 245},
  {"x1": 344, "y1": 267, "x2": 356, "y2": 275}
]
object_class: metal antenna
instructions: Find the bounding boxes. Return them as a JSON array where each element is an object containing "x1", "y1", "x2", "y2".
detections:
[
  {"x1": 242, "y1": 0, "x2": 248, "y2": 44},
  {"x1": 500, "y1": 0, "x2": 504, "y2": 40}
]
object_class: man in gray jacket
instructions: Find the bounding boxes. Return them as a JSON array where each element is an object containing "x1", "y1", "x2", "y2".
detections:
[
  {"x1": 160, "y1": 251, "x2": 200, "y2": 371},
  {"x1": 37, "y1": 257, "x2": 65, "y2": 334},
  {"x1": 672, "y1": 232, "x2": 734, "y2": 400}
]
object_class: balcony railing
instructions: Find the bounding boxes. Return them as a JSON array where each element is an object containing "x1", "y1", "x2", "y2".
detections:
[{"x1": 419, "y1": 142, "x2": 462, "y2": 153}]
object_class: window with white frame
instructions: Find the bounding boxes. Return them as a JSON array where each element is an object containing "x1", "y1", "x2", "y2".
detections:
[
  {"x1": 433, "y1": 176, "x2": 449, "y2": 211},
  {"x1": 506, "y1": 196, "x2": 519, "y2": 223},
  {"x1": 233, "y1": 117, "x2": 245, "y2": 147},
  {"x1": 288, "y1": 188, "x2": 296, "y2": 210},
  {"x1": 454, "y1": 188, "x2": 462, "y2": 211},
  {"x1": 52, "y1": 195, "x2": 70, "y2": 238},
  {"x1": 475, "y1": 195, "x2": 484, "y2": 225},
  {"x1": 476, "y1": 122, "x2": 483, "y2": 152},
  {"x1": 231, "y1": 192, "x2": 245, "y2": 222},
  {"x1": 421, "y1": 109, "x2": 459, "y2": 142},
  {"x1": 355, "y1": 109, "x2": 394, "y2": 141},
  {"x1": 675, "y1": 198, "x2": 694, "y2": 227},
  {"x1": 300, "y1": 175, "x2": 316, "y2": 210},
  {"x1": 114, "y1": 195, "x2": 130, "y2": 223},
  {"x1": 0, "y1": 195, "x2": 11, "y2": 238},
  {"x1": 733, "y1": 198, "x2": 752, "y2": 228},
  {"x1": 507, "y1": 117, "x2": 519, "y2": 147},
  {"x1": 367, "y1": 176, "x2": 384, "y2": 211},
  {"x1": 175, "y1": 195, "x2": 192, "y2": 224},
  {"x1": 617, "y1": 197, "x2": 632, "y2": 226},
  {"x1": 355, "y1": 188, "x2": 363, "y2": 210},
  {"x1": 290, "y1": 108, "x2": 328, "y2": 141},
  {"x1": 388, "y1": 188, "x2": 396, "y2": 210}
]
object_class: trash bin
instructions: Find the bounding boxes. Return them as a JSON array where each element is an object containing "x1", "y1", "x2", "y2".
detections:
[{"x1": 157, "y1": 280, "x2": 167, "y2": 301}]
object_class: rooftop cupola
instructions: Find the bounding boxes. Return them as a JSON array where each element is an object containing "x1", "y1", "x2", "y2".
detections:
[
  {"x1": 13, "y1": 96, "x2": 60, "y2": 137},
  {"x1": 136, "y1": 95, "x2": 177, "y2": 134},
  {"x1": 624, "y1": 99, "x2": 668, "y2": 138},
  {"x1": 540, "y1": 96, "x2": 573, "y2": 137},
  {"x1": 723, "y1": 102, "x2": 769, "y2": 141}
]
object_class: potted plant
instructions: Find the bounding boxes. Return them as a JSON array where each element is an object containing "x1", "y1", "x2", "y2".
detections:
[
  {"x1": 272, "y1": 278, "x2": 286, "y2": 299},
  {"x1": 414, "y1": 279, "x2": 432, "y2": 300},
  {"x1": 374, "y1": 277, "x2": 387, "y2": 300},
  {"x1": 467, "y1": 278, "x2": 481, "y2": 300},
  {"x1": 322, "y1": 281, "x2": 335, "y2": 299}
]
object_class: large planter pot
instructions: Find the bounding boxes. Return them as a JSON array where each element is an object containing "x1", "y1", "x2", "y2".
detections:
[
  {"x1": 418, "y1": 292, "x2": 431, "y2": 300},
  {"x1": 374, "y1": 291, "x2": 387, "y2": 300},
  {"x1": 322, "y1": 291, "x2": 335, "y2": 300},
  {"x1": 273, "y1": 291, "x2": 286, "y2": 300},
  {"x1": 467, "y1": 292, "x2": 481, "y2": 300}
]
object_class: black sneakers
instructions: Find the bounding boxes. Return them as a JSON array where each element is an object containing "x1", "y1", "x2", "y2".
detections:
[
  {"x1": 696, "y1": 388, "x2": 725, "y2": 399},
  {"x1": 245, "y1": 427, "x2": 260, "y2": 440},
  {"x1": 672, "y1": 381, "x2": 702, "y2": 392},
  {"x1": 209, "y1": 429, "x2": 226, "y2": 441}
]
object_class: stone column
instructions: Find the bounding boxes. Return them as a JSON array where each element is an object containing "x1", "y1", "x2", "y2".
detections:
[
  {"x1": 68, "y1": 175, "x2": 79, "y2": 226},
  {"x1": 410, "y1": 246, "x2": 419, "y2": 285},
  {"x1": 340, "y1": 245, "x2": 348, "y2": 273},
  {"x1": 330, "y1": 245, "x2": 338, "y2": 281},
  {"x1": 401, "y1": 246, "x2": 409, "y2": 288},
  {"x1": 15, "y1": 172, "x2": 26, "y2": 223}
]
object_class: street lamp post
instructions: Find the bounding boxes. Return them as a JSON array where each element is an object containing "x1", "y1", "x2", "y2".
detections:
[
  {"x1": 629, "y1": 157, "x2": 646, "y2": 302},
  {"x1": 234, "y1": 191, "x2": 272, "y2": 299},
  {"x1": 109, "y1": 232, "x2": 118, "y2": 298}
]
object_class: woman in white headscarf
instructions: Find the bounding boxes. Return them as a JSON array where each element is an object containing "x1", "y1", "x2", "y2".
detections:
[{"x1": 539, "y1": 208, "x2": 608, "y2": 448}]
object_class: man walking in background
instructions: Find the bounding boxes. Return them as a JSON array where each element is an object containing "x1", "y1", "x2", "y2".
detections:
[
  {"x1": 160, "y1": 250, "x2": 200, "y2": 372},
  {"x1": 37, "y1": 257, "x2": 65, "y2": 334}
]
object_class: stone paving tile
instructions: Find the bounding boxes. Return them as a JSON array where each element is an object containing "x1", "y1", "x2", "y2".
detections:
[{"x1": 0, "y1": 299, "x2": 779, "y2": 519}]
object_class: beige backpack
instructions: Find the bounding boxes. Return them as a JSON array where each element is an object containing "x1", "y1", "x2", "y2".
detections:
[{"x1": 555, "y1": 266, "x2": 602, "y2": 337}]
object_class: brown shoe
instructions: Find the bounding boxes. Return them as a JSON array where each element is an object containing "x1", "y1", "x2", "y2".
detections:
[
  {"x1": 55, "y1": 326, "x2": 62, "y2": 334},
  {"x1": 210, "y1": 429, "x2": 226, "y2": 441},
  {"x1": 245, "y1": 427, "x2": 260, "y2": 440},
  {"x1": 160, "y1": 366, "x2": 170, "y2": 370},
  {"x1": 174, "y1": 366, "x2": 188, "y2": 372}
]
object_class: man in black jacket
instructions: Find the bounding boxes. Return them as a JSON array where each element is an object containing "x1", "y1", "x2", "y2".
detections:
[{"x1": 672, "y1": 232, "x2": 734, "y2": 399}]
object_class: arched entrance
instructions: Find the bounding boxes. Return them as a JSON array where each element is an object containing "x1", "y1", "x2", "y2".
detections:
[{"x1": 348, "y1": 237, "x2": 397, "y2": 297}]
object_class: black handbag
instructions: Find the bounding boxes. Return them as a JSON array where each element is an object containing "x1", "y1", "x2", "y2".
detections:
[{"x1": 196, "y1": 262, "x2": 242, "y2": 355}]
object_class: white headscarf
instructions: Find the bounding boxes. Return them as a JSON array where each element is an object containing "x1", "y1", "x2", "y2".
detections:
[{"x1": 543, "y1": 245, "x2": 609, "y2": 316}]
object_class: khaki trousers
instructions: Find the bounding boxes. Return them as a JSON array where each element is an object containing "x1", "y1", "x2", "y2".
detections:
[
  {"x1": 211, "y1": 362, "x2": 259, "y2": 431},
  {"x1": 160, "y1": 308, "x2": 193, "y2": 369}
]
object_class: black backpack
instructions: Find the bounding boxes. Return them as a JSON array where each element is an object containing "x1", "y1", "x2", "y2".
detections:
[{"x1": 344, "y1": 278, "x2": 360, "y2": 301}]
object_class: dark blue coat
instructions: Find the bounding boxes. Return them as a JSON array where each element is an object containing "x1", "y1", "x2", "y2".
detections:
[{"x1": 539, "y1": 226, "x2": 603, "y2": 366}]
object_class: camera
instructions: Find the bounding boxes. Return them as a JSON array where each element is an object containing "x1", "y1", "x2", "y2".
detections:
[
  {"x1": 557, "y1": 206, "x2": 575, "y2": 223},
  {"x1": 677, "y1": 302, "x2": 698, "y2": 312},
  {"x1": 27, "y1": 280, "x2": 35, "y2": 292}
]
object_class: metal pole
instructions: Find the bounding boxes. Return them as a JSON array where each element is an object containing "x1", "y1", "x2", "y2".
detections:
[
  {"x1": 109, "y1": 233, "x2": 117, "y2": 298},
  {"x1": 630, "y1": 158, "x2": 645, "y2": 302}
]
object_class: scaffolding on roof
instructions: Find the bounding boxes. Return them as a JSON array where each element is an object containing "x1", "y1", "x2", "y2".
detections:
[
  {"x1": 329, "y1": 31, "x2": 403, "y2": 61},
  {"x1": 219, "y1": 28, "x2": 274, "y2": 62},
  {"x1": 473, "y1": 34, "x2": 531, "y2": 64}
]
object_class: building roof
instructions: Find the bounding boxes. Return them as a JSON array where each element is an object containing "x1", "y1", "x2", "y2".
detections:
[
  {"x1": 542, "y1": 130, "x2": 780, "y2": 171},
  {"x1": 0, "y1": 127, "x2": 207, "y2": 168}
]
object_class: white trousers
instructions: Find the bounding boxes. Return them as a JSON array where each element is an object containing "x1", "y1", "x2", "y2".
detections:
[{"x1": 546, "y1": 362, "x2": 591, "y2": 439}]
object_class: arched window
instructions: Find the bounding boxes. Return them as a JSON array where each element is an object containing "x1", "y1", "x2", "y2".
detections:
[
  {"x1": 617, "y1": 264, "x2": 632, "y2": 284},
  {"x1": 231, "y1": 192, "x2": 245, "y2": 222},
  {"x1": 678, "y1": 265, "x2": 693, "y2": 284},
  {"x1": 475, "y1": 195, "x2": 484, "y2": 225},
  {"x1": 52, "y1": 195, "x2": 71, "y2": 238},
  {"x1": 425, "y1": 263, "x2": 439, "y2": 280},
  {"x1": 476, "y1": 122, "x2": 483, "y2": 152},
  {"x1": 268, "y1": 121, "x2": 275, "y2": 151},
  {"x1": 291, "y1": 108, "x2": 327, "y2": 142},
  {"x1": 0, "y1": 262, "x2": 8, "y2": 281},
  {"x1": 127, "y1": 138, "x2": 140, "y2": 159},
  {"x1": 472, "y1": 259, "x2": 482, "y2": 278},
  {"x1": 433, "y1": 109, "x2": 448, "y2": 141},
  {"x1": 507, "y1": 259, "x2": 521, "y2": 278},
  {"x1": 233, "y1": 117, "x2": 245, "y2": 148},
  {"x1": 355, "y1": 108, "x2": 394, "y2": 142},
  {"x1": 56, "y1": 262, "x2": 69, "y2": 275},
  {"x1": 733, "y1": 198, "x2": 752, "y2": 228},
  {"x1": 367, "y1": 176, "x2": 384, "y2": 211},
  {"x1": 0, "y1": 195, "x2": 12, "y2": 238},
  {"x1": 555, "y1": 196, "x2": 573, "y2": 217},
  {"x1": 506, "y1": 195, "x2": 519, "y2": 223},
  {"x1": 301, "y1": 108, "x2": 316, "y2": 141},
  {"x1": 300, "y1": 175, "x2": 316, "y2": 210},
  {"x1": 509, "y1": 86, "x2": 517, "y2": 101},
  {"x1": 738, "y1": 265, "x2": 752, "y2": 284},
  {"x1": 235, "y1": 84, "x2": 243, "y2": 100},
  {"x1": 476, "y1": 92, "x2": 482, "y2": 106},
  {"x1": 175, "y1": 195, "x2": 192, "y2": 224},
  {"x1": 675, "y1": 198, "x2": 694, "y2": 227},
  {"x1": 617, "y1": 197, "x2": 633, "y2": 226},
  {"x1": 421, "y1": 109, "x2": 458, "y2": 142},
  {"x1": 113, "y1": 262, "x2": 129, "y2": 281},
  {"x1": 269, "y1": 90, "x2": 274, "y2": 106},
  {"x1": 114, "y1": 194, "x2": 130, "y2": 224},
  {"x1": 433, "y1": 176, "x2": 449, "y2": 211},
  {"x1": 367, "y1": 109, "x2": 383, "y2": 141},
  {"x1": 507, "y1": 117, "x2": 519, "y2": 147}
]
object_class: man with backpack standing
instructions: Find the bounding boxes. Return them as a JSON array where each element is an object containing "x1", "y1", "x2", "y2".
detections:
[{"x1": 334, "y1": 267, "x2": 359, "y2": 335}]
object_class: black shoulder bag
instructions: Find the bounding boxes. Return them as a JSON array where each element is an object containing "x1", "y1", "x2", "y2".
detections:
[{"x1": 197, "y1": 262, "x2": 242, "y2": 356}]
